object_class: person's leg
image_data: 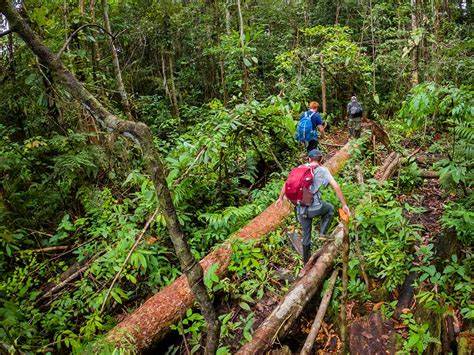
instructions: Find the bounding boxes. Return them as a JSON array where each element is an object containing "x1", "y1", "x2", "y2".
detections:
[
  {"x1": 348, "y1": 117, "x2": 354, "y2": 137},
  {"x1": 318, "y1": 202, "x2": 335, "y2": 236},
  {"x1": 306, "y1": 140, "x2": 317, "y2": 152},
  {"x1": 354, "y1": 117, "x2": 361, "y2": 138},
  {"x1": 300, "y1": 215, "x2": 313, "y2": 264}
]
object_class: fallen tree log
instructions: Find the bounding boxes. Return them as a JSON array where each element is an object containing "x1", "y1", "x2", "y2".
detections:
[
  {"x1": 420, "y1": 170, "x2": 440, "y2": 179},
  {"x1": 374, "y1": 152, "x2": 400, "y2": 181},
  {"x1": 105, "y1": 143, "x2": 353, "y2": 351},
  {"x1": 238, "y1": 226, "x2": 344, "y2": 354},
  {"x1": 362, "y1": 117, "x2": 390, "y2": 149},
  {"x1": 301, "y1": 269, "x2": 339, "y2": 355}
]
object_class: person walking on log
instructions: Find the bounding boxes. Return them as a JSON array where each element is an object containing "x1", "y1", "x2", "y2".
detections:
[
  {"x1": 296, "y1": 101, "x2": 325, "y2": 152},
  {"x1": 347, "y1": 95, "x2": 363, "y2": 138},
  {"x1": 275, "y1": 149, "x2": 350, "y2": 264}
]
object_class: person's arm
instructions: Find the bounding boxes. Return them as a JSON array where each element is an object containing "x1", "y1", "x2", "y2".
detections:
[
  {"x1": 315, "y1": 113, "x2": 325, "y2": 139},
  {"x1": 317, "y1": 124, "x2": 325, "y2": 139},
  {"x1": 275, "y1": 184, "x2": 286, "y2": 208},
  {"x1": 329, "y1": 178, "x2": 350, "y2": 215}
]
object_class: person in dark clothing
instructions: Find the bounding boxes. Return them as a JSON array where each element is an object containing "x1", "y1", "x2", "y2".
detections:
[
  {"x1": 296, "y1": 101, "x2": 325, "y2": 152},
  {"x1": 347, "y1": 96, "x2": 363, "y2": 138},
  {"x1": 275, "y1": 149, "x2": 350, "y2": 264}
]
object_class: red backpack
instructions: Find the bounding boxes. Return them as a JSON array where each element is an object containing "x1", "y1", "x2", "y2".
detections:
[{"x1": 285, "y1": 165, "x2": 316, "y2": 206}]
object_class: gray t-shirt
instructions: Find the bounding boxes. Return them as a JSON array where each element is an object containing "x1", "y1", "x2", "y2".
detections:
[{"x1": 297, "y1": 165, "x2": 334, "y2": 214}]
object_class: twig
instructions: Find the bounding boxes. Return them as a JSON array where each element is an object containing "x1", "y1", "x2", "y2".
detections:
[
  {"x1": 174, "y1": 146, "x2": 207, "y2": 185},
  {"x1": 57, "y1": 23, "x2": 114, "y2": 58},
  {"x1": 320, "y1": 142, "x2": 345, "y2": 147},
  {"x1": 407, "y1": 146, "x2": 422, "y2": 159},
  {"x1": 20, "y1": 245, "x2": 70, "y2": 254},
  {"x1": 180, "y1": 314, "x2": 191, "y2": 355},
  {"x1": 300, "y1": 269, "x2": 339, "y2": 355},
  {"x1": 99, "y1": 207, "x2": 159, "y2": 314},
  {"x1": 353, "y1": 216, "x2": 369, "y2": 290},
  {"x1": 339, "y1": 209, "x2": 350, "y2": 352},
  {"x1": 36, "y1": 263, "x2": 90, "y2": 304}
]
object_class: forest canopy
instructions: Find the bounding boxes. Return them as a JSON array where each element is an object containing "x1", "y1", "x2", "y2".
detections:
[{"x1": 0, "y1": 0, "x2": 472, "y2": 354}]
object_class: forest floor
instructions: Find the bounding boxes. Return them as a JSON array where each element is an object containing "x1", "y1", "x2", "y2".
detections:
[{"x1": 162, "y1": 131, "x2": 469, "y2": 354}]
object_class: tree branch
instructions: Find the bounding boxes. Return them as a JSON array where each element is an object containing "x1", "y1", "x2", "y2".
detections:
[{"x1": 57, "y1": 23, "x2": 114, "y2": 58}]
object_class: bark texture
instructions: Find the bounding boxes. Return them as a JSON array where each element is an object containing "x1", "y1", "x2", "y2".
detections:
[
  {"x1": 106, "y1": 142, "x2": 352, "y2": 351},
  {"x1": 349, "y1": 312, "x2": 396, "y2": 355},
  {"x1": 374, "y1": 151, "x2": 400, "y2": 181}
]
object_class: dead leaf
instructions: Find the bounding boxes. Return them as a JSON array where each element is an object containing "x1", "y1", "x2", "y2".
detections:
[{"x1": 373, "y1": 301, "x2": 384, "y2": 311}]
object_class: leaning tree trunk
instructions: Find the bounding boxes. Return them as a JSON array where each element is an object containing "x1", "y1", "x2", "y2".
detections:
[
  {"x1": 0, "y1": 2, "x2": 219, "y2": 353},
  {"x1": 105, "y1": 142, "x2": 353, "y2": 351},
  {"x1": 101, "y1": 0, "x2": 133, "y2": 120}
]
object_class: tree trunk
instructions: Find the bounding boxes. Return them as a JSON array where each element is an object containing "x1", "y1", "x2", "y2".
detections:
[
  {"x1": 90, "y1": 0, "x2": 101, "y2": 77},
  {"x1": 168, "y1": 54, "x2": 179, "y2": 117},
  {"x1": 339, "y1": 210, "x2": 350, "y2": 352},
  {"x1": 101, "y1": 0, "x2": 133, "y2": 120},
  {"x1": 105, "y1": 142, "x2": 353, "y2": 351},
  {"x1": 411, "y1": 0, "x2": 419, "y2": 86},
  {"x1": 0, "y1": 2, "x2": 219, "y2": 353},
  {"x1": 320, "y1": 55, "x2": 327, "y2": 114},
  {"x1": 236, "y1": 0, "x2": 249, "y2": 96}
]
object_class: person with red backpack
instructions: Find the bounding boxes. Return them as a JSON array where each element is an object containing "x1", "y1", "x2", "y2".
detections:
[
  {"x1": 275, "y1": 149, "x2": 350, "y2": 264},
  {"x1": 296, "y1": 101, "x2": 325, "y2": 152}
]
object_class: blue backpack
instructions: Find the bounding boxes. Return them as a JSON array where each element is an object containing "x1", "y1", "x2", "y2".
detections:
[{"x1": 296, "y1": 111, "x2": 318, "y2": 142}]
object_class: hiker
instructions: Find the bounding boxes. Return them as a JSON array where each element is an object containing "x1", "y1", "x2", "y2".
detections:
[
  {"x1": 296, "y1": 101, "x2": 325, "y2": 152},
  {"x1": 275, "y1": 149, "x2": 350, "y2": 264},
  {"x1": 347, "y1": 95, "x2": 363, "y2": 138}
]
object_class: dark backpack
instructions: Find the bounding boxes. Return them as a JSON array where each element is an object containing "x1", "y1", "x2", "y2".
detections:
[
  {"x1": 296, "y1": 111, "x2": 318, "y2": 142},
  {"x1": 285, "y1": 165, "x2": 316, "y2": 206},
  {"x1": 349, "y1": 101, "x2": 363, "y2": 117}
]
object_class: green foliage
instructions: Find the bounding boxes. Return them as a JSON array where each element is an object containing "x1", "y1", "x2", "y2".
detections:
[
  {"x1": 441, "y1": 200, "x2": 474, "y2": 245},
  {"x1": 399, "y1": 83, "x2": 474, "y2": 194},
  {"x1": 354, "y1": 181, "x2": 421, "y2": 291},
  {"x1": 414, "y1": 250, "x2": 473, "y2": 319},
  {"x1": 399, "y1": 312, "x2": 440, "y2": 355},
  {"x1": 1, "y1": 0, "x2": 473, "y2": 351}
]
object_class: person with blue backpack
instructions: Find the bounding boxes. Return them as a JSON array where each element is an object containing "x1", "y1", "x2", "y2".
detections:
[{"x1": 296, "y1": 101, "x2": 325, "y2": 152}]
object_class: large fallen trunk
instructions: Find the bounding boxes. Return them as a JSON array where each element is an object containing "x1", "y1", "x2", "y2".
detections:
[{"x1": 106, "y1": 143, "x2": 352, "y2": 350}]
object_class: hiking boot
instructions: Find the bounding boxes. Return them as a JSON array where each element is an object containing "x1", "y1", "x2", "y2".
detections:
[{"x1": 302, "y1": 244, "x2": 311, "y2": 264}]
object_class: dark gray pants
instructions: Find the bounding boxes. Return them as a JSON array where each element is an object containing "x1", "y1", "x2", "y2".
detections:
[{"x1": 299, "y1": 202, "x2": 335, "y2": 246}]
